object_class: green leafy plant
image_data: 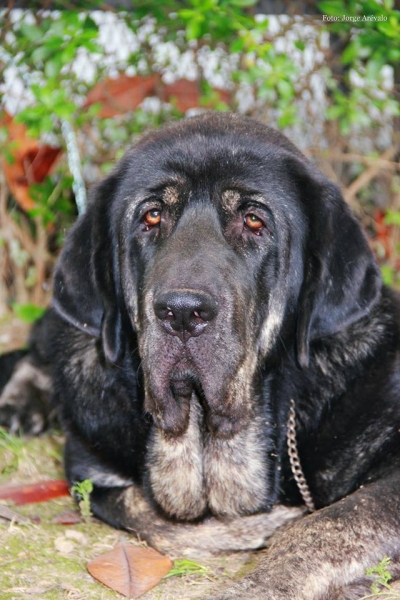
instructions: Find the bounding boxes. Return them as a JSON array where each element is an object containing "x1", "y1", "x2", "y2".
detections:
[
  {"x1": 11, "y1": 302, "x2": 46, "y2": 323},
  {"x1": 71, "y1": 479, "x2": 94, "y2": 520},
  {"x1": 355, "y1": 556, "x2": 400, "y2": 599},
  {"x1": 366, "y1": 557, "x2": 393, "y2": 595}
]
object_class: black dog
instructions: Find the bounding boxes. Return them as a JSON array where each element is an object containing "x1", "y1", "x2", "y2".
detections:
[{"x1": 1, "y1": 113, "x2": 400, "y2": 599}]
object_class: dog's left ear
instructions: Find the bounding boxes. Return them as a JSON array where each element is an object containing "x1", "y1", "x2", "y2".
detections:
[
  {"x1": 294, "y1": 162, "x2": 381, "y2": 368},
  {"x1": 52, "y1": 173, "x2": 124, "y2": 365}
]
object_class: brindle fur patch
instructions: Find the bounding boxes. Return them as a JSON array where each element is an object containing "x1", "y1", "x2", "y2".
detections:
[
  {"x1": 210, "y1": 475, "x2": 400, "y2": 599},
  {"x1": 163, "y1": 185, "x2": 180, "y2": 206},
  {"x1": 204, "y1": 413, "x2": 270, "y2": 518},
  {"x1": 146, "y1": 396, "x2": 207, "y2": 520},
  {"x1": 221, "y1": 189, "x2": 241, "y2": 212}
]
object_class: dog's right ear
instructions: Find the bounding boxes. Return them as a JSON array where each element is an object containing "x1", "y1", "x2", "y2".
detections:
[
  {"x1": 52, "y1": 206, "x2": 102, "y2": 337},
  {"x1": 52, "y1": 173, "x2": 124, "y2": 363}
]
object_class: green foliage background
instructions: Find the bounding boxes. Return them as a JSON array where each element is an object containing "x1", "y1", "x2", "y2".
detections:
[{"x1": 0, "y1": 0, "x2": 399, "y2": 318}]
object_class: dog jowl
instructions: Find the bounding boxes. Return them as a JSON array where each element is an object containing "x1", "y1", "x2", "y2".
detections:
[{"x1": 2, "y1": 113, "x2": 400, "y2": 600}]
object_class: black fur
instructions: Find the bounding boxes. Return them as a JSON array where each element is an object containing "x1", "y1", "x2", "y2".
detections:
[{"x1": 1, "y1": 113, "x2": 400, "y2": 599}]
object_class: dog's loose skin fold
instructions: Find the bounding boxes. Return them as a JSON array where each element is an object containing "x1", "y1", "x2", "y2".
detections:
[{"x1": 1, "y1": 113, "x2": 400, "y2": 600}]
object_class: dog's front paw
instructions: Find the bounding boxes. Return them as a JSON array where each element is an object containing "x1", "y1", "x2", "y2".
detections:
[{"x1": 0, "y1": 359, "x2": 53, "y2": 434}]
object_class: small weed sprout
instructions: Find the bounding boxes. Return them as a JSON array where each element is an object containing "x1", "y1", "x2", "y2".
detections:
[
  {"x1": 366, "y1": 557, "x2": 392, "y2": 595},
  {"x1": 358, "y1": 556, "x2": 399, "y2": 599},
  {"x1": 71, "y1": 479, "x2": 93, "y2": 520},
  {"x1": 164, "y1": 558, "x2": 210, "y2": 579}
]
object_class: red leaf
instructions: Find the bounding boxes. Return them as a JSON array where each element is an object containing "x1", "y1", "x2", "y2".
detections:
[
  {"x1": 162, "y1": 79, "x2": 231, "y2": 112},
  {"x1": 87, "y1": 544, "x2": 173, "y2": 599},
  {"x1": 0, "y1": 479, "x2": 69, "y2": 505},
  {"x1": 84, "y1": 75, "x2": 231, "y2": 118},
  {"x1": 162, "y1": 79, "x2": 201, "y2": 112},
  {"x1": 374, "y1": 209, "x2": 392, "y2": 257},
  {"x1": 0, "y1": 112, "x2": 61, "y2": 211},
  {"x1": 85, "y1": 75, "x2": 160, "y2": 117}
]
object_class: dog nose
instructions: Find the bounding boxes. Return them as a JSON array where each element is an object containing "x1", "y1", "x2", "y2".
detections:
[{"x1": 154, "y1": 290, "x2": 218, "y2": 341}]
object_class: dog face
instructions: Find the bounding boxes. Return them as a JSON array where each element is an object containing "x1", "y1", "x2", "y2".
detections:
[
  {"x1": 119, "y1": 118, "x2": 311, "y2": 440},
  {"x1": 52, "y1": 113, "x2": 380, "y2": 445}
]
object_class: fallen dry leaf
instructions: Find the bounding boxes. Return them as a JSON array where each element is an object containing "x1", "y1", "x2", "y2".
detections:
[
  {"x1": 87, "y1": 543, "x2": 173, "y2": 599},
  {"x1": 0, "y1": 479, "x2": 69, "y2": 505},
  {"x1": 52, "y1": 509, "x2": 83, "y2": 525}
]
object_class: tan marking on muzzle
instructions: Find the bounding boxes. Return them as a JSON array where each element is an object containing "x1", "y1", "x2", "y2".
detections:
[{"x1": 146, "y1": 397, "x2": 207, "y2": 520}]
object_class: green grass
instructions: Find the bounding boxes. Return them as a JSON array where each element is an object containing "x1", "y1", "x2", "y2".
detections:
[
  {"x1": 0, "y1": 427, "x2": 26, "y2": 476},
  {"x1": 164, "y1": 558, "x2": 210, "y2": 579}
]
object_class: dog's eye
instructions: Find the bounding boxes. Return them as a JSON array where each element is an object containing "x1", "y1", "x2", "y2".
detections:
[
  {"x1": 244, "y1": 213, "x2": 264, "y2": 234},
  {"x1": 143, "y1": 209, "x2": 162, "y2": 228}
]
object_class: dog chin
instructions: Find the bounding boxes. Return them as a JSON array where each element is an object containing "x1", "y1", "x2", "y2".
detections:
[{"x1": 145, "y1": 367, "x2": 251, "y2": 440}]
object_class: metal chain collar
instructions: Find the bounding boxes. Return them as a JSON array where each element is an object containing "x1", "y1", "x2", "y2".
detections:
[{"x1": 287, "y1": 398, "x2": 316, "y2": 513}]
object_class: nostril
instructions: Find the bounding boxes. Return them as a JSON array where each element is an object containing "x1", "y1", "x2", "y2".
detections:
[
  {"x1": 154, "y1": 305, "x2": 174, "y2": 321},
  {"x1": 154, "y1": 290, "x2": 218, "y2": 339}
]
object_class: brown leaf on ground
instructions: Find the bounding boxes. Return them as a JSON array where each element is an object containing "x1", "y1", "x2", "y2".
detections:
[
  {"x1": 87, "y1": 543, "x2": 173, "y2": 599},
  {"x1": 0, "y1": 479, "x2": 69, "y2": 504},
  {"x1": 52, "y1": 509, "x2": 83, "y2": 525}
]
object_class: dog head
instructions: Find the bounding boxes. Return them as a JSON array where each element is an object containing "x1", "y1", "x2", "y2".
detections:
[{"x1": 52, "y1": 113, "x2": 381, "y2": 439}]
